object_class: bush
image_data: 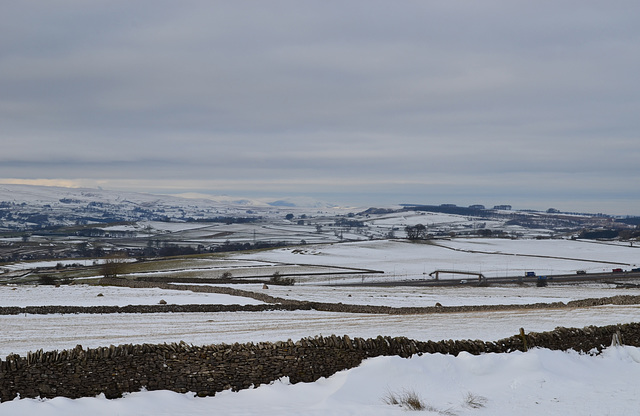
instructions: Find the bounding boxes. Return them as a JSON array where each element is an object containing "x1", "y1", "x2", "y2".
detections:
[
  {"x1": 38, "y1": 275, "x2": 56, "y2": 285},
  {"x1": 269, "y1": 271, "x2": 295, "y2": 286},
  {"x1": 463, "y1": 392, "x2": 487, "y2": 409},
  {"x1": 101, "y1": 255, "x2": 128, "y2": 278}
]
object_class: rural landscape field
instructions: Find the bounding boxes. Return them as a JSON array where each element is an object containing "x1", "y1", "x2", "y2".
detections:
[
  {"x1": 4, "y1": 1, "x2": 640, "y2": 413},
  {"x1": 1, "y1": 185, "x2": 640, "y2": 414}
]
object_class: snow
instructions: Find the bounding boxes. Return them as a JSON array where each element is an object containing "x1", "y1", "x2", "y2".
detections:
[
  {"x1": 3, "y1": 305, "x2": 640, "y2": 359},
  {"x1": 2, "y1": 237, "x2": 640, "y2": 414},
  {"x1": 1, "y1": 258, "x2": 136, "y2": 271},
  {"x1": 2, "y1": 259, "x2": 97, "y2": 271},
  {"x1": 3, "y1": 346, "x2": 640, "y2": 415},
  {"x1": 233, "y1": 238, "x2": 639, "y2": 282},
  {"x1": 137, "y1": 221, "x2": 219, "y2": 233},
  {"x1": 217, "y1": 282, "x2": 640, "y2": 307},
  {"x1": 370, "y1": 211, "x2": 471, "y2": 226},
  {"x1": 0, "y1": 284, "x2": 264, "y2": 307}
]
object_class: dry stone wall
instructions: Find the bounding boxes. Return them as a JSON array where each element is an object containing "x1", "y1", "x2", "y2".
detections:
[
  {"x1": 2, "y1": 323, "x2": 639, "y2": 402},
  {"x1": 3, "y1": 278, "x2": 639, "y2": 316}
]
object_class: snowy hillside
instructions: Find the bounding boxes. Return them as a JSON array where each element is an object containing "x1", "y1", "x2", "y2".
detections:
[
  {"x1": 2, "y1": 347, "x2": 640, "y2": 415},
  {"x1": 0, "y1": 184, "x2": 351, "y2": 230}
]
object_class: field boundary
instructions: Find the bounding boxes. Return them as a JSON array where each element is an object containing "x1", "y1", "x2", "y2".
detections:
[
  {"x1": 1, "y1": 323, "x2": 639, "y2": 402},
  {"x1": 1, "y1": 278, "x2": 640, "y2": 315}
]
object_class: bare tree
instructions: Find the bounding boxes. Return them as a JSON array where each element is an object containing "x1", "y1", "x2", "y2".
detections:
[
  {"x1": 405, "y1": 224, "x2": 427, "y2": 240},
  {"x1": 101, "y1": 254, "x2": 128, "y2": 278}
]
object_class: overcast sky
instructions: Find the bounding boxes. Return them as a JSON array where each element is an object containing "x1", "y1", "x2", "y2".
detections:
[{"x1": 2, "y1": 1, "x2": 639, "y2": 214}]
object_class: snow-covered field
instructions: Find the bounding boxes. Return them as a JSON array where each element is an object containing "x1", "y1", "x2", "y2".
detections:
[
  {"x1": 2, "y1": 238, "x2": 640, "y2": 414},
  {"x1": 222, "y1": 282, "x2": 640, "y2": 307},
  {"x1": 0, "y1": 284, "x2": 264, "y2": 307},
  {"x1": 232, "y1": 238, "x2": 639, "y2": 282},
  {"x1": 3, "y1": 305, "x2": 640, "y2": 359},
  {"x1": 0, "y1": 258, "x2": 138, "y2": 272},
  {"x1": 3, "y1": 346, "x2": 640, "y2": 415}
]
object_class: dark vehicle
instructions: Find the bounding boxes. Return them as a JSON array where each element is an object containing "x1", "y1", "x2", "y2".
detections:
[
  {"x1": 576, "y1": 270, "x2": 586, "y2": 275},
  {"x1": 525, "y1": 271, "x2": 536, "y2": 277},
  {"x1": 612, "y1": 268, "x2": 624, "y2": 273},
  {"x1": 632, "y1": 268, "x2": 640, "y2": 272}
]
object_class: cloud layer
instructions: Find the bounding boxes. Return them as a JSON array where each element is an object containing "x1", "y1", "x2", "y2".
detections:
[{"x1": 2, "y1": 1, "x2": 639, "y2": 213}]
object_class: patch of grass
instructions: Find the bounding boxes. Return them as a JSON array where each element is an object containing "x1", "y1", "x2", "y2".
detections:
[
  {"x1": 383, "y1": 390, "x2": 399, "y2": 406},
  {"x1": 403, "y1": 390, "x2": 426, "y2": 411},
  {"x1": 383, "y1": 389, "x2": 427, "y2": 411},
  {"x1": 384, "y1": 389, "x2": 425, "y2": 411},
  {"x1": 383, "y1": 389, "x2": 459, "y2": 414},
  {"x1": 463, "y1": 392, "x2": 487, "y2": 409}
]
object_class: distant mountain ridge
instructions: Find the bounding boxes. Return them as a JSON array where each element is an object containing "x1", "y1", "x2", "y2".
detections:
[
  {"x1": 0, "y1": 184, "x2": 636, "y2": 234},
  {"x1": 0, "y1": 184, "x2": 337, "y2": 209},
  {"x1": 0, "y1": 184, "x2": 345, "y2": 231}
]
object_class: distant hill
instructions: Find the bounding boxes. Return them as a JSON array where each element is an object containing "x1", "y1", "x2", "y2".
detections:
[{"x1": 0, "y1": 184, "x2": 348, "y2": 231}]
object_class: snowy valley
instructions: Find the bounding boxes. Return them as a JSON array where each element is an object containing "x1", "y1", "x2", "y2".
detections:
[{"x1": 1, "y1": 185, "x2": 640, "y2": 415}]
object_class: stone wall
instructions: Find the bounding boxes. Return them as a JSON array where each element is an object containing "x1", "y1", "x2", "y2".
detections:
[
  {"x1": 2, "y1": 278, "x2": 639, "y2": 316},
  {"x1": 2, "y1": 322, "x2": 639, "y2": 402}
]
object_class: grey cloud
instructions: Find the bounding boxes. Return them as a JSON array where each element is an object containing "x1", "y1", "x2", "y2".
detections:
[{"x1": 1, "y1": 1, "x2": 639, "y2": 214}]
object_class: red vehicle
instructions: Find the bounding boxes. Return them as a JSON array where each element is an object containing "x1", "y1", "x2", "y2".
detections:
[{"x1": 612, "y1": 268, "x2": 624, "y2": 273}]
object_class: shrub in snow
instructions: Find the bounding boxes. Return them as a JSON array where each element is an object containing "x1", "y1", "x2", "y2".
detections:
[
  {"x1": 463, "y1": 392, "x2": 488, "y2": 409},
  {"x1": 269, "y1": 271, "x2": 295, "y2": 286},
  {"x1": 38, "y1": 275, "x2": 56, "y2": 285},
  {"x1": 383, "y1": 389, "x2": 428, "y2": 411}
]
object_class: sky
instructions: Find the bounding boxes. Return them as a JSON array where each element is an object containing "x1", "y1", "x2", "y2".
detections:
[{"x1": 1, "y1": 1, "x2": 639, "y2": 214}]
